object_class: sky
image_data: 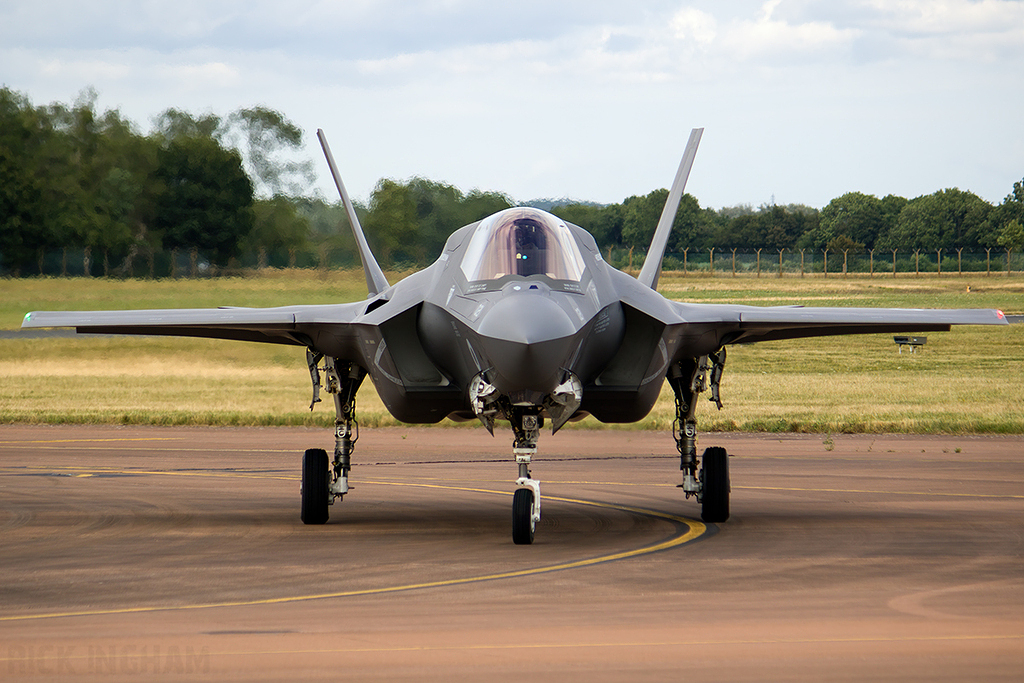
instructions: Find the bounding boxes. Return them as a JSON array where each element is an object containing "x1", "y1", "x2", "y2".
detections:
[{"x1": 3, "y1": 0, "x2": 1023, "y2": 210}]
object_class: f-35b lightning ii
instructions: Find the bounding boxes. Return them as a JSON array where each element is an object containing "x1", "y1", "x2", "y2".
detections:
[{"x1": 22, "y1": 129, "x2": 1008, "y2": 544}]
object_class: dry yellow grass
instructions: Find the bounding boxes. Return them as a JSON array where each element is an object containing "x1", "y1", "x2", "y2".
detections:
[{"x1": 2, "y1": 272, "x2": 1022, "y2": 432}]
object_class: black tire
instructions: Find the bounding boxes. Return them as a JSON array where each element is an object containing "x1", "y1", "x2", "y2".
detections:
[
  {"x1": 512, "y1": 488, "x2": 535, "y2": 545},
  {"x1": 700, "y1": 446, "x2": 730, "y2": 523},
  {"x1": 301, "y1": 448, "x2": 330, "y2": 525}
]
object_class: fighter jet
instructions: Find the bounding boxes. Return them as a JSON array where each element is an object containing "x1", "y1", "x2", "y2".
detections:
[{"x1": 22, "y1": 129, "x2": 1008, "y2": 544}]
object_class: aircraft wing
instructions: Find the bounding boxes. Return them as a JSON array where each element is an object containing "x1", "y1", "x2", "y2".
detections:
[
  {"x1": 21, "y1": 303, "x2": 368, "y2": 347},
  {"x1": 669, "y1": 301, "x2": 1008, "y2": 345}
]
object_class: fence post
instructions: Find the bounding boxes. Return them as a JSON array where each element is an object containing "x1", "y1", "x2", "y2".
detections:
[
  {"x1": 318, "y1": 243, "x2": 330, "y2": 277},
  {"x1": 189, "y1": 247, "x2": 199, "y2": 278},
  {"x1": 709, "y1": 247, "x2": 715, "y2": 276},
  {"x1": 683, "y1": 247, "x2": 689, "y2": 275},
  {"x1": 800, "y1": 249, "x2": 805, "y2": 277},
  {"x1": 731, "y1": 248, "x2": 737, "y2": 277},
  {"x1": 957, "y1": 247, "x2": 963, "y2": 275},
  {"x1": 914, "y1": 249, "x2": 920, "y2": 276},
  {"x1": 843, "y1": 249, "x2": 848, "y2": 276},
  {"x1": 755, "y1": 248, "x2": 762, "y2": 277},
  {"x1": 778, "y1": 248, "x2": 785, "y2": 278},
  {"x1": 892, "y1": 249, "x2": 897, "y2": 278},
  {"x1": 986, "y1": 248, "x2": 991, "y2": 276},
  {"x1": 1008, "y1": 249, "x2": 1013, "y2": 277},
  {"x1": 869, "y1": 248, "x2": 874, "y2": 277},
  {"x1": 823, "y1": 249, "x2": 829, "y2": 278},
  {"x1": 83, "y1": 246, "x2": 91, "y2": 278},
  {"x1": 936, "y1": 249, "x2": 942, "y2": 277}
]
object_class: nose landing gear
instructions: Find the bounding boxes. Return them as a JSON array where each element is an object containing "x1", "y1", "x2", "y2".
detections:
[{"x1": 511, "y1": 410, "x2": 542, "y2": 545}]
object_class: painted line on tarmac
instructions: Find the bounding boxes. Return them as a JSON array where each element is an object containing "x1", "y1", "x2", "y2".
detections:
[
  {"x1": 122, "y1": 631, "x2": 1024, "y2": 656},
  {"x1": 733, "y1": 484, "x2": 1024, "y2": 500},
  {"x1": 0, "y1": 437, "x2": 182, "y2": 445},
  {"x1": 0, "y1": 469, "x2": 707, "y2": 623}
]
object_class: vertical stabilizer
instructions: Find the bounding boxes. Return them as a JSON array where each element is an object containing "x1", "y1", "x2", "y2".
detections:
[
  {"x1": 317, "y1": 129, "x2": 390, "y2": 297},
  {"x1": 637, "y1": 128, "x2": 703, "y2": 290}
]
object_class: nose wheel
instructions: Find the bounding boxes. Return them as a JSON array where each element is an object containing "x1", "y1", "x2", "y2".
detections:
[{"x1": 510, "y1": 410, "x2": 542, "y2": 544}]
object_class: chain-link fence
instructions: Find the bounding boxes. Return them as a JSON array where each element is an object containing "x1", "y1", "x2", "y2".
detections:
[
  {"x1": 6, "y1": 246, "x2": 1022, "y2": 278},
  {"x1": 612, "y1": 247, "x2": 1022, "y2": 278}
]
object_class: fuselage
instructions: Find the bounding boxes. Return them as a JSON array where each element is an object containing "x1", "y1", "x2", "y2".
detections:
[{"x1": 343, "y1": 207, "x2": 663, "y2": 425}]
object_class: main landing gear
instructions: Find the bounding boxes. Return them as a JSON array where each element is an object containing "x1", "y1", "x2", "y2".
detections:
[
  {"x1": 669, "y1": 349, "x2": 730, "y2": 523},
  {"x1": 301, "y1": 351, "x2": 365, "y2": 525}
]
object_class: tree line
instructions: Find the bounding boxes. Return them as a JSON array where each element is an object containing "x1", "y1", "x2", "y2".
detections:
[{"x1": 2, "y1": 87, "x2": 1022, "y2": 277}]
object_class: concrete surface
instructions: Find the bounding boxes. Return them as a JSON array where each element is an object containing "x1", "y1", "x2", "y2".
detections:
[{"x1": 1, "y1": 425, "x2": 1022, "y2": 681}]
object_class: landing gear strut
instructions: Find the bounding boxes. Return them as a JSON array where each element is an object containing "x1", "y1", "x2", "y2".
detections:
[
  {"x1": 670, "y1": 349, "x2": 730, "y2": 523},
  {"x1": 510, "y1": 408, "x2": 542, "y2": 545},
  {"x1": 302, "y1": 351, "x2": 366, "y2": 525}
]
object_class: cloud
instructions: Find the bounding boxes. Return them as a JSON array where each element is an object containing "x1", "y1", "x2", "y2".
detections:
[
  {"x1": 2, "y1": 1, "x2": 1022, "y2": 208},
  {"x1": 670, "y1": 8, "x2": 718, "y2": 46},
  {"x1": 157, "y1": 60, "x2": 242, "y2": 91},
  {"x1": 718, "y1": 1, "x2": 859, "y2": 63},
  {"x1": 38, "y1": 54, "x2": 134, "y2": 83},
  {"x1": 863, "y1": 0, "x2": 1024, "y2": 34},
  {"x1": 857, "y1": 0, "x2": 1024, "y2": 61}
]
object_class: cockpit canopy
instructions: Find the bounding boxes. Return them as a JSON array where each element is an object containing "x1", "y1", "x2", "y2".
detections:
[{"x1": 460, "y1": 208, "x2": 586, "y2": 282}]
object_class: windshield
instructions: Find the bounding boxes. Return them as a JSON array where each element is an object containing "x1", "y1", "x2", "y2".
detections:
[{"x1": 460, "y1": 208, "x2": 586, "y2": 282}]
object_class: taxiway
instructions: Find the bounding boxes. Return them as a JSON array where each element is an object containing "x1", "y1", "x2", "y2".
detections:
[{"x1": 1, "y1": 425, "x2": 1022, "y2": 681}]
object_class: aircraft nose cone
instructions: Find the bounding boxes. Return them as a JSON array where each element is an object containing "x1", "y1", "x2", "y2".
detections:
[
  {"x1": 476, "y1": 294, "x2": 578, "y2": 397},
  {"x1": 477, "y1": 293, "x2": 576, "y2": 345}
]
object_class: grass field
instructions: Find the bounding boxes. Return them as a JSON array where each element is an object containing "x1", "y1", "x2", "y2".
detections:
[{"x1": 2, "y1": 270, "x2": 1022, "y2": 433}]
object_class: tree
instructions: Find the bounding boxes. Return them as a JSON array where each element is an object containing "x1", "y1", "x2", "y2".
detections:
[
  {"x1": 998, "y1": 219, "x2": 1024, "y2": 252},
  {"x1": 460, "y1": 189, "x2": 513, "y2": 226},
  {"x1": 807, "y1": 192, "x2": 884, "y2": 250},
  {"x1": 620, "y1": 191, "x2": 665, "y2": 250},
  {"x1": 552, "y1": 202, "x2": 622, "y2": 249},
  {"x1": 407, "y1": 177, "x2": 468, "y2": 263},
  {"x1": 620, "y1": 190, "x2": 703, "y2": 252},
  {"x1": 881, "y1": 189, "x2": 992, "y2": 251},
  {"x1": 666, "y1": 194, "x2": 707, "y2": 252},
  {"x1": 154, "y1": 136, "x2": 255, "y2": 265},
  {"x1": 758, "y1": 204, "x2": 813, "y2": 250},
  {"x1": 224, "y1": 106, "x2": 313, "y2": 198},
  {"x1": 153, "y1": 108, "x2": 222, "y2": 142},
  {"x1": 716, "y1": 204, "x2": 814, "y2": 250},
  {"x1": 294, "y1": 196, "x2": 359, "y2": 268},
  {"x1": 990, "y1": 177, "x2": 1024, "y2": 245},
  {"x1": 363, "y1": 178, "x2": 418, "y2": 266},
  {"x1": 873, "y1": 194, "x2": 908, "y2": 249},
  {"x1": 1001, "y1": 178, "x2": 1024, "y2": 224},
  {"x1": 0, "y1": 88, "x2": 49, "y2": 273},
  {"x1": 246, "y1": 196, "x2": 311, "y2": 266},
  {"x1": 826, "y1": 234, "x2": 865, "y2": 255}
]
